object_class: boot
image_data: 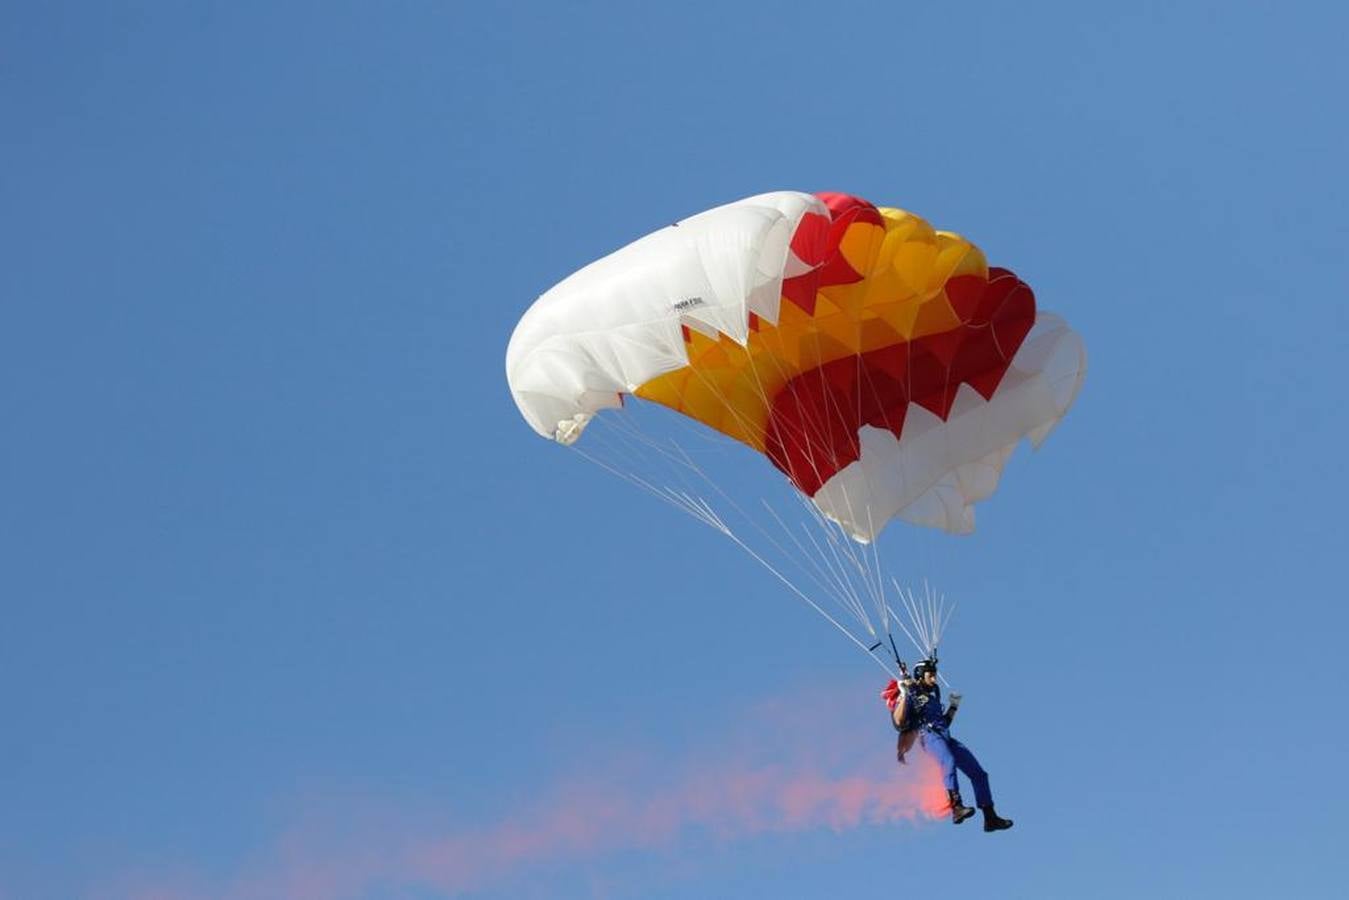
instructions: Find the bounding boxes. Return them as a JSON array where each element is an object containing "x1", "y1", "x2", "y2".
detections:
[
  {"x1": 947, "y1": 789, "x2": 975, "y2": 825},
  {"x1": 980, "y1": 805, "x2": 1013, "y2": 832}
]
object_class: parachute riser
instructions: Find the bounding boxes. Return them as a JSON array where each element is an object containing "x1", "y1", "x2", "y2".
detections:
[{"x1": 869, "y1": 634, "x2": 909, "y2": 680}]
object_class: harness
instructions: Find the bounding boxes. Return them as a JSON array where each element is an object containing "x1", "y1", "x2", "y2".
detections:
[{"x1": 907, "y1": 686, "x2": 950, "y2": 735}]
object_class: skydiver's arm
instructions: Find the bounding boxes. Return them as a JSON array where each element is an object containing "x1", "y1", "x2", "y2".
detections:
[
  {"x1": 892, "y1": 688, "x2": 909, "y2": 730},
  {"x1": 944, "y1": 692, "x2": 962, "y2": 725}
]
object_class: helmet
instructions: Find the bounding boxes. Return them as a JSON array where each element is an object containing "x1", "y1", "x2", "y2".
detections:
[{"x1": 912, "y1": 658, "x2": 938, "y2": 679}]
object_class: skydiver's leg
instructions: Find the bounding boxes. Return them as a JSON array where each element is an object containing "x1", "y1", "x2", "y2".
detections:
[
  {"x1": 947, "y1": 737, "x2": 992, "y2": 808},
  {"x1": 948, "y1": 738, "x2": 1013, "y2": 831},
  {"x1": 922, "y1": 731, "x2": 975, "y2": 823},
  {"x1": 920, "y1": 731, "x2": 958, "y2": 793}
]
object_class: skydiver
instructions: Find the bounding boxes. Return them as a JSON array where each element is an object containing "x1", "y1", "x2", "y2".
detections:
[{"x1": 885, "y1": 659, "x2": 1013, "y2": 832}]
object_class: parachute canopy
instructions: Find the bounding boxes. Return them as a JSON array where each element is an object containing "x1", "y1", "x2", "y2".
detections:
[{"x1": 506, "y1": 191, "x2": 1084, "y2": 541}]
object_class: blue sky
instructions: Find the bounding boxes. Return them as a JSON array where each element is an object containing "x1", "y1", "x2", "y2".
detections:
[{"x1": 3, "y1": 2, "x2": 1347, "y2": 897}]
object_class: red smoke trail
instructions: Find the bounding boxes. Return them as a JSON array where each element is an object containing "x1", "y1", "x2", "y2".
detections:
[
  {"x1": 106, "y1": 684, "x2": 947, "y2": 900},
  {"x1": 404, "y1": 755, "x2": 948, "y2": 896}
]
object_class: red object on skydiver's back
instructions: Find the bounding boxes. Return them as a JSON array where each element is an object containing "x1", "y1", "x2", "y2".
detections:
[{"x1": 881, "y1": 679, "x2": 901, "y2": 711}]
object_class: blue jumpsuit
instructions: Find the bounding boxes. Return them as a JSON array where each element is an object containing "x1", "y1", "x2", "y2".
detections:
[{"x1": 905, "y1": 684, "x2": 994, "y2": 808}]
